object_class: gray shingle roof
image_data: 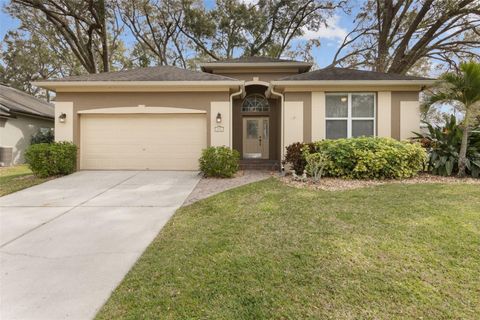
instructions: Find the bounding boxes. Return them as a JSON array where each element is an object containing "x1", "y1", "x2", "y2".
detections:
[
  {"x1": 0, "y1": 85, "x2": 54, "y2": 119},
  {"x1": 46, "y1": 66, "x2": 238, "y2": 82},
  {"x1": 278, "y1": 67, "x2": 433, "y2": 81}
]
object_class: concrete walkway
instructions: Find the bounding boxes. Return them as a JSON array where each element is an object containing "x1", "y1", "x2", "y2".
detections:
[{"x1": 0, "y1": 171, "x2": 199, "y2": 320}]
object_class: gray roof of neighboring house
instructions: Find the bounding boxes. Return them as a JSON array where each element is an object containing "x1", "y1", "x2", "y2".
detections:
[
  {"x1": 45, "y1": 66, "x2": 239, "y2": 82},
  {"x1": 0, "y1": 84, "x2": 54, "y2": 119},
  {"x1": 278, "y1": 67, "x2": 433, "y2": 81}
]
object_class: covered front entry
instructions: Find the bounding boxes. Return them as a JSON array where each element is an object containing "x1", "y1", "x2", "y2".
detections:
[
  {"x1": 80, "y1": 111, "x2": 207, "y2": 170},
  {"x1": 232, "y1": 84, "x2": 281, "y2": 161}
]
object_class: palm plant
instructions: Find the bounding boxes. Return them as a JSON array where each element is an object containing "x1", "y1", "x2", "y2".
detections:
[
  {"x1": 414, "y1": 115, "x2": 480, "y2": 177},
  {"x1": 423, "y1": 62, "x2": 480, "y2": 177}
]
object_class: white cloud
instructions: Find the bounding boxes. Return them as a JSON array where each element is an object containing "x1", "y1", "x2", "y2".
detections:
[{"x1": 301, "y1": 15, "x2": 348, "y2": 42}]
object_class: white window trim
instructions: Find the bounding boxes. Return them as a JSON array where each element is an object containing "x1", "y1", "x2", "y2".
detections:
[
  {"x1": 325, "y1": 92, "x2": 376, "y2": 138},
  {"x1": 241, "y1": 94, "x2": 270, "y2": 112}
]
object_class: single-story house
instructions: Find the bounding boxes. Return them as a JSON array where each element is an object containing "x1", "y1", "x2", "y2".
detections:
[
  {"x1": 34, "y1": 57, "x2": 434, "y2": 171},
  {"x1": 0, "y1": 84, "x2": 54, "y2": 166}
]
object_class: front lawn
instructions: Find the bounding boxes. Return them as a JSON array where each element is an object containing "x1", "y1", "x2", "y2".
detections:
[
  {"x1": 97, "y1": 179, "x2": 480, "y2": 319},
  {"x1": 0, "y1": 165, "x2": 50, "y2": 196}
]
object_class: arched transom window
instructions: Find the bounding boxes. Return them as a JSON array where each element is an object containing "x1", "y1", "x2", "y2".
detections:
[{"x1": 241, "y1": 94, "x2": 270, "y2": 112}]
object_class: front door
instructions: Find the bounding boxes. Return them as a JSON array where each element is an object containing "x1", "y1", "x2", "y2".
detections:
[{"x1": 243, "y1": 117, "x2": 269, "y2": 159}]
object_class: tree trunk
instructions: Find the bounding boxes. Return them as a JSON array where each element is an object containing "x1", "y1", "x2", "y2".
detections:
[
  {"x1": 98, "y1": 0, "x2": 109, "y2": 72},
  {"x1": 457, "y1": 124, "x2": 469, "y2": 178}
]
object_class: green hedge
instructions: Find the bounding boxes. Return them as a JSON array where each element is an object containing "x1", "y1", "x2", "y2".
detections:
[
  {"x1": 308, "y1": 137, "x2": 427, "y2": 179},
  {"x1": 25, "y1": 142, "x2": 77, "y2": 178},
  {"x1": 284, "y1": 137, "x2": 426, "y2": 180},
  {"x1": 199, "y1": 146, "x2": 240, "y2": 178}
]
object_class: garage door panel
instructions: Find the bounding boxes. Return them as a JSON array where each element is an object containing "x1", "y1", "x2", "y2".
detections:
[
  {"x1": 80, "y1": 114, "x2": 206, "y2": 170},
  {"x1": 83, "y1": 144, "x2": 204, "y2": 156},
  {"x1": 83, "y1": 149, "x2": 203, "y2": 160},
  {"x1": 82, "y1": 158, "x2": 198, "y2": 171},
  {"x1": 82, "y1": 140, "x2": 206, "y2": 151}
]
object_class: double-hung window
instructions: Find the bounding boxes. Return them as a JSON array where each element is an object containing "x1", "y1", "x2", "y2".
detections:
[{"x1": 325, "y1": 93, "x2": 376, "y2": 139}]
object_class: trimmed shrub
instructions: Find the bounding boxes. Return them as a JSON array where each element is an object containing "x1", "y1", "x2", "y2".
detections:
[
  {"x1": 25, "y1": 142, "x2": 77, "y2": 178},
  {"x1": 199, "y1": 146, "x2": 240, "y2": 178},
  {"x1": 31, "y1": 128, "x2": 54, "y2": 145},
  {"x1": 284, "y1": 142, "x2": 315, "y2": 174},
  {"x1": 307, "y1": 137, "x2": 427, "y2": 179}
]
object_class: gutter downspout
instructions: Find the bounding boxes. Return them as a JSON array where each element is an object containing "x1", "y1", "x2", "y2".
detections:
[
  {"x1": 229, "y1": 84, "x2": 244, "y2": 149},
  {"x1": 269, "y1": 84, "x2": 284, "y2": 169}
]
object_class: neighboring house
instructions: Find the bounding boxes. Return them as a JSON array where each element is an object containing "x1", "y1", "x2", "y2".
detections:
[
  {"x1": 34, "y1": 57, "x2": 434, "y2": 171},
  {"x1": 0, "y1": 84, "x2": 54, "y2": 166}
]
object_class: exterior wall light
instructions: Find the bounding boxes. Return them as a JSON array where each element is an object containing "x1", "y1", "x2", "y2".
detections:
[
  {"x1": 58, "y1": 113, "x2": 67, "y2": 123},
  {"x1": 340, "y1": 96, "x2": 347, "y2": 103},
  {"x1": 216, "y1": 112, "x2": 222, "y2": 123}
]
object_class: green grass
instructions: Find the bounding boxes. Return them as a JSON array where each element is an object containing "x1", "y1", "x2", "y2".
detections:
[
  {"x1": 0, "y1": 165, "x2": 50, "y2": 196},
  {"x1": 97, "y1": 179, "x2": 480, "y2": 320}
]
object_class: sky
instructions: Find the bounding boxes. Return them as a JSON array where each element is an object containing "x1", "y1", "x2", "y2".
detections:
[
  {"x1": 0, "y1": 1, "x2": 18, "y2": 36},
  {"x1": 0, "y1": 0, "x2": 361, "y2": 68}
]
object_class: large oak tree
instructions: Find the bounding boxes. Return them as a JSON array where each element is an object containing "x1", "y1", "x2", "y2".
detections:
[
  {"x1": 3, "y1": 0, "x2": 478, "y2": 78},
  {"x1": 8, "y1": 0, "x2": 126, "y2": 73},
  {"x1": 181, "y1": 0, "x2": 347, "y2": 60},
  {"x1": 329, "y1": 0, "x2": 480, "y2": 74},
  {"x1": 117, "y1": 0, "x2": 189, "y2": 67},
  {"x1": 115, "y1": 0, "x2": 347, "y2": 64}
]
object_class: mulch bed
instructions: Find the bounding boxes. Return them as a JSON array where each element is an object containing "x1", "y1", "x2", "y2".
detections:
[{"x1": 279, "y1": 173, "x2": 480, "y2": 191}]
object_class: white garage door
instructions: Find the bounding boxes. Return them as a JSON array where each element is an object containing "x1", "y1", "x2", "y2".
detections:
[{"x1": 80, "y1": 114, "x2": 207, "y2": 170}]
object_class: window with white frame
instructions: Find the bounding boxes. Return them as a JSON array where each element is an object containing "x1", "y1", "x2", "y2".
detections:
[
  {"x1": 325, "y1": 93, "x2": 376, "y2": 139},
  {"x1": 241, "y1": 94, "x2": 270, "y2": 112}
]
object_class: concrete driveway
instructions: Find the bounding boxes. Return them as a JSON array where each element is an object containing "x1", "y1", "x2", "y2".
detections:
[{"x1": 0, "y1": 171, "x2": 199, "y2": 320}]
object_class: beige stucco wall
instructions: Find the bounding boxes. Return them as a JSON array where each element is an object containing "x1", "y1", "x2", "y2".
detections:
[
  {"x1": 283, "y1": 100, "x2": 304, "y2": 148},
  {"x1": 210, "y1": 101, "x2": 231, "y2": 147},
  {"x1": 285, "y1": 92, "x2": 311, "y2": 142},
  {"x1": 377, "y1": 91, "x2": 392, "y2": 137},
  {"x1": 391, "y1": 92, "x2": 419, "y2": 140},
  {"x1": 400, "y1": 101, "x2": 421, "y2": 140},
  {"x1": 56, "y1": 91, "x2": 230, "y2": 148},
  {"x1": 311, "y1": 92, "x2": 326, "y2": 140},
  {"x1": 214, "y1": 72, "x2": 298, "y2": 82},
  {"x1": 0, "y1": 115, "x2": 53, "y2": 164},
  {"x1": 55, "y1": 101, "x2": 74, "y2": 142}
]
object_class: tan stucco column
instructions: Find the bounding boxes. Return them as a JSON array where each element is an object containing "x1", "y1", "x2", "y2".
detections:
[
  {"x1": 311, "y1": 92, "x2": 326, "y2": 141},
  {"x1": 284, "y1": 101, "x2": 304, "y2": 148},
  {"x1": 400, "y1": 101, "x2": 420, "y2": 140},
  {"x1": 210, "y1": 101, "x2": 231, "y2": 147},
  {"x1": 54, "y1": 101, "x2": 74, "y2": 142},
  {"x1": 377, "y1": 91, "x2": 392, "y2": 138}
]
